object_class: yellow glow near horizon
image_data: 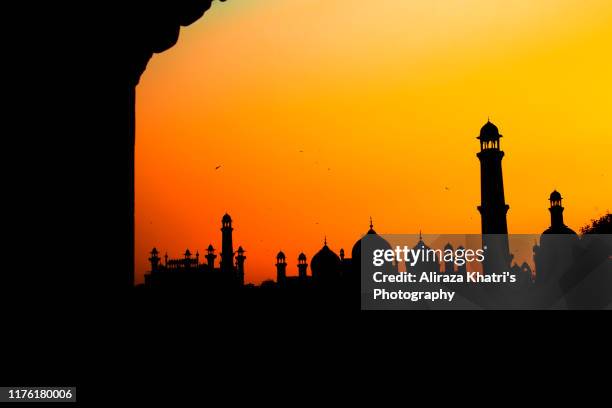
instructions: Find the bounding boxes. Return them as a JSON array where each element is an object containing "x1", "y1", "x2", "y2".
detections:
[{"x1": 136, "y1": 0, "x2": 612, "y2": 284}]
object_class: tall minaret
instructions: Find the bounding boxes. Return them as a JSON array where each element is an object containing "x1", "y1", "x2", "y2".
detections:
[
  {"x1": 220, "y1": 213, "x2": 234, "y2": 275},
  {"x1": 476, "y1": 120, "x2": 511, "y2": 270},
  {"x1": 276, "y1": 251, "x2": 287, "y2": 285}
]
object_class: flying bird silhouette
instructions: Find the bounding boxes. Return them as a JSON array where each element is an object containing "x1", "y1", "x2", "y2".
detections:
[{"x1": 215, "y1": 165, "x2": 222, "y2": 170}]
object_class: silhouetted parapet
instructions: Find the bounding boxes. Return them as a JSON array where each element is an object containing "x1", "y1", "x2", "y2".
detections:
[{"x1": 128, "y1": 0, "x2": 227, "y2": 86}]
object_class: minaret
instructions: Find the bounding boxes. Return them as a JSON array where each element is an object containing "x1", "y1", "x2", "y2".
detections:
[
  {"x1": 205, "y1": 244, "x2": 217, "y2": 268},
  {"x1": 149, "y1": 247, "x2": 160, "y2": 273},
  {"x1": 297, "y1": 252, "x2": 308, "y2": 279},
  {"x1": 184, "y1": 249, "x2": 192, "y2": 269},
  {"x1": 477, "y1": 120, "x2": 509, "y2": 234},
  {"x1": 548, "y1": 190, "x2": 565, "y2": 229},
  {"x1": 476, "y1": 120, "x2": 511, "y2": 271},
  {"x1": 235, "y1": 246, "x2": 246, "y2": 286},
  {"x1": 220, "y1": 213, "x2": 234, "y2": 275},
  {"x1": 276, "y1": 251, "x2": 287, "y2": 285}
]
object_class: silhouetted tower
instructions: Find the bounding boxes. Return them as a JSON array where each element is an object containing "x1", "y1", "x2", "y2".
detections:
[
  {"x1": 220, "y1": 213, "x2": 234, "y2": 275},
  {"x1": 236, "y1": 246, "x2": 246, "y2": 286},
  {"x1": 477, "y1": 120, "x2": 511, "y2": 271},
  {"x1": 298, "y1": 252, "x2": 308, "y2": 279},
  {"x1": 149, "y1": 247, "x2": 160, "y2": 273},
  {"x1": 477, "y1": 120, "x2": 509, "y2": 234},
  {"x1": 205, "y1": 244, "x2": 217, "y2": 268},
  {"x1": 339, "y1": 248, "x2": 345, "y2": 261},
  {"x1": 443, "y1": 243, "x2": 454, "y2": 274},
  {"x1": 276, "y1": 251, "x2": 287, "y2": 285},
  {"x1": 184, "y1": 249, "x2": 192, "y2": 269},
  {"x1": 549, "y1": 190, "x2": 565, "y2": 229}
]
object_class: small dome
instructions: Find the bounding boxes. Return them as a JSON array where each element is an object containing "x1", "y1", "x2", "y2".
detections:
[
  {"x1": 444, "y1": 243, "x2": 453, "y2": 250},
  {"x1": 207, "y1": 244, "x2": 215, "y2": 251},
  {"x1": 549, "y1": 190, "x2": 562, "y2": 201},
  {"x1": 478, "y1": 120, "x2": 501, "y2": 141},
  {"x1": 298, "y1": 252, "x2": 307, "y2": 261},
  {"x1": 237, "y1": 246, "x2": 245, "y2": 253},
  {"x1": 151, "y1": 247, "x2": 159, "y2": 255},
  {"x1": 222, "y1": 213, "x2": 232, "y2": 223},
  {"x1": 184, "y1": 249, "x2": 191, "y2": 257},
  {"x1": 276, "y1": 251, "x2": 286, "y2": 259}
]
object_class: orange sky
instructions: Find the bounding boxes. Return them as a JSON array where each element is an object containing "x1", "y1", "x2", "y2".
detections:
[{"x1": 136, "y1": 0, "x2": 612, "y2": 284}]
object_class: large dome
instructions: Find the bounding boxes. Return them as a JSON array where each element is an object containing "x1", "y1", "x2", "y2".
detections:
[
  {"x1": 478, "y1": 120, "x2": 501, "y2": 141},
  {"x1": 351, "y1": 219, "x2": 392, "y2": 263},
  {"x1": 311, "y1": 241, "x2": 341, "y2": 282}
]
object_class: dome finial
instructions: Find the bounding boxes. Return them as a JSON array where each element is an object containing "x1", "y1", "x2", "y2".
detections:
[
  {"x1": 419, "y1": 229, "x2": 422, "y2": 241},
  {"x1": 324, "y1": 235, "x2": 327, "y2": 246},
  {"x1": 369, "y1": 216, "x2": 373, "y2": 230}
]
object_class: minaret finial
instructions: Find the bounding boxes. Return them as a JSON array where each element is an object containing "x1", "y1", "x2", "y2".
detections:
[
  {"x1": 419, "y1": 229, "x2": 422, "y2": 240},
  {"x1": 369, "y1": 216, "x2": 373, "y2": 230},
  {"x1": 324, "y1": 235, "x2": 327, "y2": 246}
]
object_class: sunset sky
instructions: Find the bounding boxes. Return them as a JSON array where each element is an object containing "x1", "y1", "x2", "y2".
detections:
[{"x1": 136, "y1": 0, "x2": 612, "y2": 284}]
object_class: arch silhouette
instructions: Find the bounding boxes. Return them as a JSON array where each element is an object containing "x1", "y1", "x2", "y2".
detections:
[{"x1": 127, "y1": 1, "x2": 227, "y2": 287}]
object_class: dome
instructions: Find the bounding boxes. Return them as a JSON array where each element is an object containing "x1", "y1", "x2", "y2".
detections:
[
  {"x1": 351, "y1": 219, "x2": 392, "y2": 262},
  {"x1": 298, "y1": 252, "x2": 307, "y2": 261},
  {"x1": 311, "y1": 242, "x2": 341, "y2": 281},
  {"x1": 207, "y1": 244, "x2": 214, "y2": 251},
  {"x1": 276, "y1": 251, "x2": 286, "y2": 260},
  {"x1": 222, "y1": 213, "x2": 232, "y2": 223},
  {"x1": 478, "y1": 120, "x2": 501, "y2": 141},
  {"x1": 444, "y1": 243, "x2": 453, "y2": 250},
  {"x1": 549, "y1": 190, "x2": 562, "y2": 201},
  {"x1": 414, "y1": 238, "x2": 430, "y2": 251}
]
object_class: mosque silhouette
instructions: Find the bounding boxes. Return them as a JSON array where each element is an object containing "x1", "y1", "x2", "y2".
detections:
[{"x1": 142, "y1": 120, "x2": 609, "y2": 303}]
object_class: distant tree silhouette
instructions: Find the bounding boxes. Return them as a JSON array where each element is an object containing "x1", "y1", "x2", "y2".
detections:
[{"x1": 580, "y1": 212, "x2": 612, "y2": 235}]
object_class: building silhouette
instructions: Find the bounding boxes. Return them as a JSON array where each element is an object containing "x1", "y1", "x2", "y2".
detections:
[
  {"x1": 533, "y1": 190, "x2": 579, "y2": 285},
  {"x1": 144, "y1": 213, "x2": 245, "y2": 289},
  {"x1": 477, "y1": 120, "x2": 512, "y2": 272},
  {"x1": 270, "y1": 219, "x2": 393, "y2": 290},
  {"x1": 406, "y1": 231, "x2": 441, "y2": 275},
  {"x1": 138, "y1": 120, "x2": 610, "y2": 309}
]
